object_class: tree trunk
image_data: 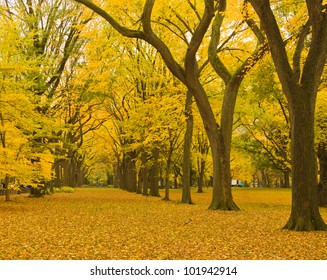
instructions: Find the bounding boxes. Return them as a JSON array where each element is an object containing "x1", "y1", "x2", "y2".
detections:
[
  {"x1": 318, "y1": 143, "x2": 327, "y2": 206},
  {"x1": 149, "y1": 148, "x2": 160, "y2": 197},
  {"x1": 5, "y1": 175, "x2": 10, "y2": 202},
  {"x1": 197, "y1": 158, "x2": 205, "y2": 193},
  {"x1": 283, "y1": 94, "x2": 326, "y2": 230},
  {"x1": 163, "y1": 156, "x2": 171, "y2": 201},
  {"x1": 208, "y1": 82, "x2": 241, "y2": 210},
  {"x1": 140, "y1": 152, "x2": 149, "y2": 196},
  {"x1": 282, "y1": 169, "x2": 290, "y2": 188},
  {"x1": 261, "y1": 170, "x2": 268, "y2": 188},
  {"x1": 124, "y1": 151, "x2": 137, "y2": 192},
  {"x1": 53, "y1": 159, "x2": 63, "y2": 187},
  {"x1": 181, "y1": 91, "x2": 194, "y2": 204}
]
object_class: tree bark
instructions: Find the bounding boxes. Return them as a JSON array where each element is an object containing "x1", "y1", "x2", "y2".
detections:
[
  {"x1": 163, "y1": 155, "x2": 171, "y2": 201},
  {"x1": 283, "y1": 93, "x2": 326, "y2": 230},
  {"x1": 149, "y1": 148, "x2": 160, "y2": 197},
  {"x1": 197, "y1": 158, "x2": 205, "y2": 193},
  {"x1": 181, "y1": 91, "x2": 194, "y2": 204},
  {"x1": 282, "y1": 169, "x2": 290, "y2": 188},
  {"x1": 5, "y1": 175, "x2": 10, "y2": 202},
  {"x1": 124, "y1": 151, "x2": 137, "y2": 192},
  {"x1": 318, "y1": 143, "x2": 327, "y2": 206},
  {"x1": 249, "y1": 0, "x2": 327, "y2": 231}
]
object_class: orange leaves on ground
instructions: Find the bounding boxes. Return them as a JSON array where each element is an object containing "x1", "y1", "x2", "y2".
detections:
[{"x1": 0, "y1": 188, "x2": 326, "y2": 260}]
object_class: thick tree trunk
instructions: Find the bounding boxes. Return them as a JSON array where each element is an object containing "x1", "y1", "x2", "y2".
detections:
[
  {"x1": 181, "y1": 91, "x2": 194, "y2": 204},
  {"x1": 124, "y1": 151, "x2": 137, "y2": 192},
  {"x1": 318, "y1": 143, "x2": 327, "y2": 206},
  {"x1": 208, "y1": 127, "x2": 239, "y2": 210},
  {"x1": 249, "y1": 0, "x2": 327, "y2": 231},
  {"x1": 209, "y1": 83, "x2": 241, "y2": 210},
  {"x1": 283, "y1": 96, "x2": 326, "y2": 230},
  {"x1": 149, "y1": 148, "x2": 160, "y2": 197},
  {"x1": 53, "y1": 159, "x2": 63, "y2": 188}
]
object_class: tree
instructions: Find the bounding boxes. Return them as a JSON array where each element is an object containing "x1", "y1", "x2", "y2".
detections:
[
  {"x1": 74, "y1": 0, "x2": 263, "y2": 210},
  {"x1": 0, "y1": 14, "x2": 53, "y2": 200},
  {"x1": 181, "y1": 91, "x2": 194, "y2": 203},
  {"x1": 236, "y1": 59, "x2": 291, "y2": 188},
  {"x1": 2, "y1": 0, "x2": 94, "y2": 191},
  {"x1": 248, "y1": 0, "x2": 327, "y2": 230},
  {"x1": 206, "y1": 0, "x2": 267, "y2": 209}
]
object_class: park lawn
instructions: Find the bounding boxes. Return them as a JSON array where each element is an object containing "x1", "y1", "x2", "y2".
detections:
[{"x1": 0, "y1": 187, "x2": 326, "y2": 260}]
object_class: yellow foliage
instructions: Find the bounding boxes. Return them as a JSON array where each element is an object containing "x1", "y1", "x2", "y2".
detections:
[{"x1": 0, "y1": 188, "x2": 326, "y2": 260}]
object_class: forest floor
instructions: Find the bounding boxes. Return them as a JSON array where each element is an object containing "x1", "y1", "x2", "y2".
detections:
[{"x1": 0, "y1": 187, "x2": 326, "y2": 260}]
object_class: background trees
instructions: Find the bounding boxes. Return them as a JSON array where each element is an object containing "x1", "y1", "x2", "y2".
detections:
[
  {"x1": 1, "y1": 0, "x2": 326, "y2": 231},
  {"x1": 0, "y1": 7, "x2": 53, "y2": 200}
]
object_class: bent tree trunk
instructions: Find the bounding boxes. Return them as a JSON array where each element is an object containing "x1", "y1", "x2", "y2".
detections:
[
  {"x1": 185, "y1": 76, "x2": 238, "y2": 210},
  {"x1": 283, "y1": 94, "x2": 326, "y2": 230},
  {"x1": 74, "y1": 0, "x2": 238, "y2": 210}
]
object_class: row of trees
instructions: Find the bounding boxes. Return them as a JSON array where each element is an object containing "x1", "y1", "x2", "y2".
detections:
[
  {"x1": 74, "y1": 0, "x2": 327, "y2": 231},
  {"x1": 1, "y1": 0, "x2": 327, "y2": 231}
]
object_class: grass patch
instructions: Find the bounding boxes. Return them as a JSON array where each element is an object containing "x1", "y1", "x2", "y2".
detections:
[{"x1": 0, "y1": 187, "x2": 326, "y2": 260}]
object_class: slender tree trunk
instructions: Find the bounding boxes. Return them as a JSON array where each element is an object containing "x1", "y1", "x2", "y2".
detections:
[
  {"x1": 5, "y1": 175, "x2": 10, "y2": 202},
  {"x1": 137, "y1": 170, "x2": 143, "y2": 194},
  {"x1": 113, "y1": 163, "x2": 121, "y2": 188},
  {"x1": 140, "y1": 152, "x2": 149, "y2": 196},
  {"x1": 318, "y1": 143, "x2": 327, "y2": 206},
  {"x1": 181, "y1": 91, "x2": 194, "y2": 204},
  {"x1": 261, "y1": 170, "x2": 268, "y2": 188},
  {"x1": 283, "y1": 94, "x2": 326, "y2": 230},
  {"x1": 282, "y1": 169, "x2": 290, "y2": 188},
  {"x1": 197, "y1": 159, "x2": 205, "y2": 193},
  {"x1": 163, "y1": 156, "x2": 171, "y2": 201}
]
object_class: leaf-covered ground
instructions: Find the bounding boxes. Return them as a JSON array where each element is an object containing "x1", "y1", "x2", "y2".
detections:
[{"x1": 0, "y1": 188, "x2": 326, "y2": 260}]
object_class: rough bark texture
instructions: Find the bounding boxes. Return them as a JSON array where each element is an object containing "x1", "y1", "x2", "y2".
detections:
[
  {"x1": 149, "y1": 148, "x2": 160, "y2": 197},
  {"x1": 181, "y1": 91, "x2": 194, "y2": 204},
  {"x1": 249, "y1": 0, "x2": 327, "y2": 230},
  {"x1": 318, "y1": 143, "x2": 327, "y2": 206},
  {"x1": 197, "y1": 159, "x2": 205, "y2": 193},
  {"x1": 283, "y1": 93, "x2": 326, "y2": 230}
]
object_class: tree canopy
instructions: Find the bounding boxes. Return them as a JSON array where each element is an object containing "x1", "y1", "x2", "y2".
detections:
[{"x1": 1, "y1": 0, "x2": 326, "y2": 231}]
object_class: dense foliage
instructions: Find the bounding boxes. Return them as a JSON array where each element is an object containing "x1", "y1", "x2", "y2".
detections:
[{"x1": 1, "y1": 0, "x2": 327, "y2": 231}]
